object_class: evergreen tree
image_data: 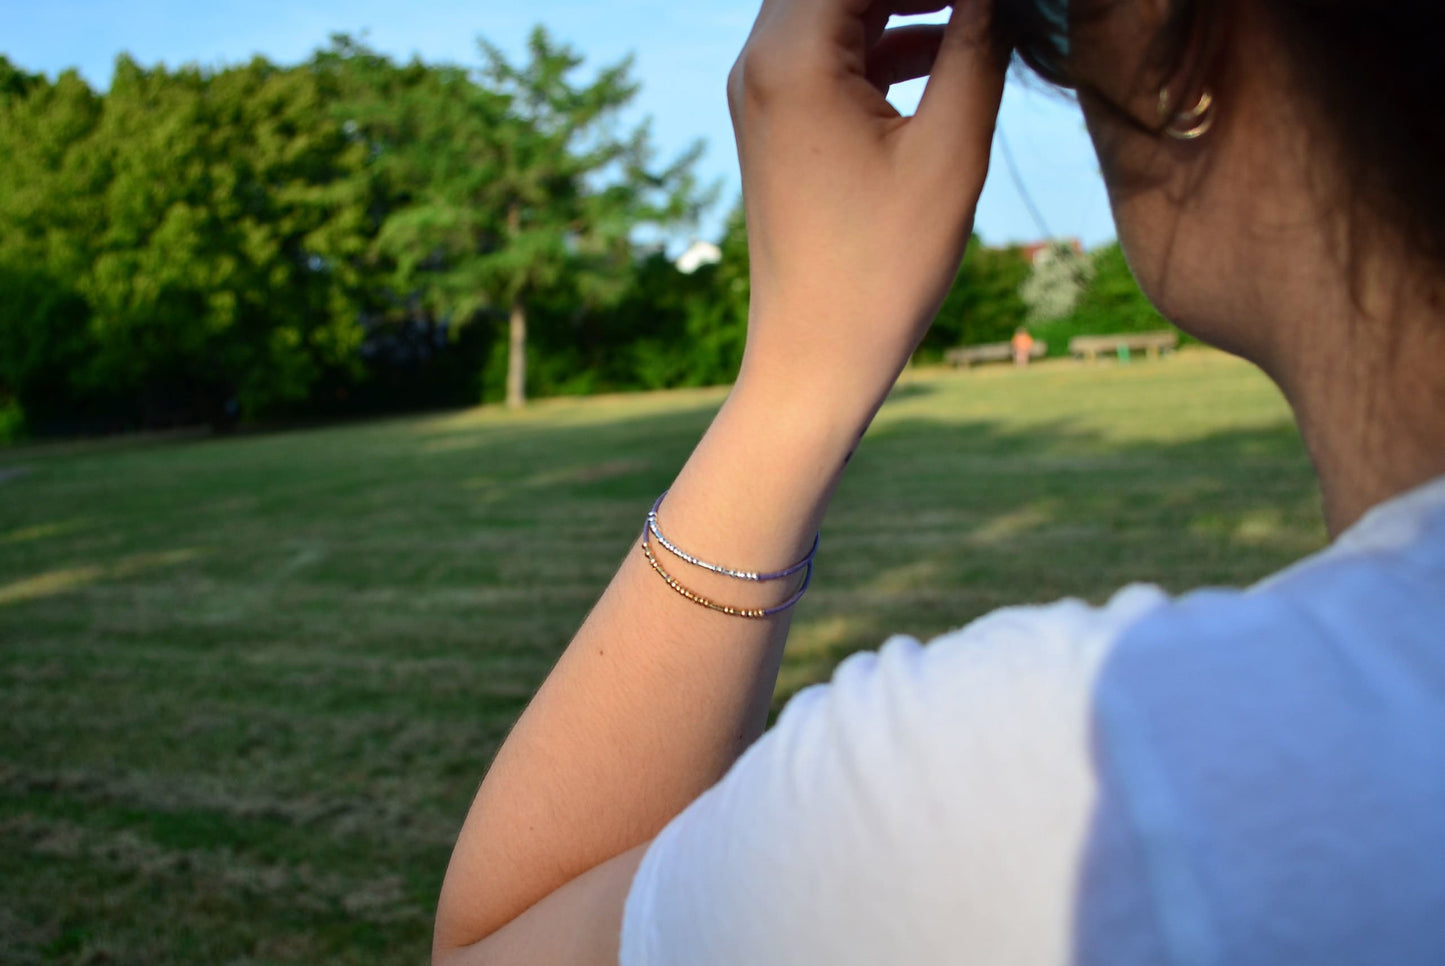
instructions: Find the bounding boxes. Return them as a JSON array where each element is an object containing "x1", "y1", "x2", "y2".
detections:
[
  {"x1": 333, "y1": 37, "x2": 509, "y2": 362},
  {"x1": 469, "y1": 27, "x2": 706, "y2": 407}
]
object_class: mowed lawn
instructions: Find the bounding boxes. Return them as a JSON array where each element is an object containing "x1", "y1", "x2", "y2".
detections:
[{"x1": 0, "y1": 349, "x2": 1325, "y2": 965}]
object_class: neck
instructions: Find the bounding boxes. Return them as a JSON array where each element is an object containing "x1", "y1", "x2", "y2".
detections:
[{"x1": 1262, "y1": 265, "x2": 1445, "y2": 537}]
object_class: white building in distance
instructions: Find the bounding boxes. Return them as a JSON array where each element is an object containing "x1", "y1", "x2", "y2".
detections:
[{"x1": 674, "y1": 240, "x2": 722, "y2": 275}]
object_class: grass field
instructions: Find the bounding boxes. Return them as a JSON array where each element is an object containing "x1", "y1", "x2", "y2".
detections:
[{"x1": 0, "y1": 349, "x2": 1326, "y2": 965}]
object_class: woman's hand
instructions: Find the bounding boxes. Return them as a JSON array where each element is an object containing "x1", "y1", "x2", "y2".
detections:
[
  {"x1": 434, "y1": 10, "x2": 1006, "y2": 958},
  {"x1": 729, "y1": 0, "x2": 1006, "y2": 428}
]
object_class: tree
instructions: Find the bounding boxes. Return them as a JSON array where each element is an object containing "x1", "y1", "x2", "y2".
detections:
[
  {"x1": 463, "y1": 28, "x2": 706, "y2": 407},
  {"x1": 0, "y1": 62, "x2": 107, "y2": 431},
  {"x1": 82, "y1": 56, "x2": 372, "y2": 422},
  {"x1": 918, "y1": 237, "x2": 1031, "y2": 357},
  {"x1": 515, "y1": 201, "x2": 746, "y2": 396},
  {"x1": 0, "y1": 33, "x2": 715, "y2": 432},
  {"x1": 0, "y1": 54, "x2": 377, "y2": 430},
  {"x1": 1068, "y1": 243, "x2": 1169, "y2": 333},
  {"x1": 327, "y1": 37, "x2": 510, "y2": 392},
  {"x1": 1030, "y1": 242, "x2": 1180, "y2": 354},
  {"x1": 0, "y1": 262, "x2": 91, "y2": 437},
  {"x1": 676, "y1": 202, "x2": 750, "y2": 386},
  {"x1": 1020, "y1": 240, "x2": 1092, "y2": 326}
]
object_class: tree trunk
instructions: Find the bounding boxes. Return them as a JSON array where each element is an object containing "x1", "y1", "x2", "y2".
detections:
[{"x1": 506, "y1": 298, "x2": 527, "y2": 409}]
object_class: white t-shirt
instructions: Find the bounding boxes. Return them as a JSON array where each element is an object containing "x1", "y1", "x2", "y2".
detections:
[{"x1": 621, "y1": 475, "x2": 1445, "y2": 965}]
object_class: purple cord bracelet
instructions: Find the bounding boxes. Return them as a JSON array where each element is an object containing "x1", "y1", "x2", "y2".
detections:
[
  {"x1": 639, "y1": 491, "x2": 817, "y2": 619},
  {"x1": 645, "y1": 490, "x2": 819, "y2": 581}
]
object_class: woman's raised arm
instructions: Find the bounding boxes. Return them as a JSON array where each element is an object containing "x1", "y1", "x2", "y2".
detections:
[{"x1": 432, "y1": 1, "x2": 1006, "y2": 960}]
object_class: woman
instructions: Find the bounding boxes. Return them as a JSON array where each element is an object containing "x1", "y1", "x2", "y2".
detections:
[{"x1": 432, "y1": 0, "x2": 1445, "y2": 962}]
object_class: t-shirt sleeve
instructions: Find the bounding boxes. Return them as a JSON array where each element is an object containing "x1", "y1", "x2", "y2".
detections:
[{"x1": 619, "y1": 585, "x2": 1168, "y2": 966}]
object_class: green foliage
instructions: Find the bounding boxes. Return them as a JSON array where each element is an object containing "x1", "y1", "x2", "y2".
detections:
[
  {"x1": 482, "y1": 28, "x2": 708, "y2": 405},
  {"x1": 918, "y1": 237, "x2": 1032, "y2": 358},
  {"x1": 917, "y1": 239, "x2": 1186, "y2": 362},
  {"x1": 334, "y1": 41, "x2": 509, "y2": 324},
  {"x1": 1033, "y1": 242, "x2": 1183, "y2": 354},
  {"x1": 1068, "y1": 242, "x2": 1171, "y2": 333},
  {"x1": 90, "y1": 56, "x2": 370, "y2": 417},
  {"x1": 0, "y1": 262, "x2": 92, "y2": 427},
  {"x1": 21, "y1": 40, "x2": 1191, "y2": 429},
  {"x1": 0, "y1": 395, "x2": 24, "y2": 443},
  {"x1": 0, "y1": 64, "x2": 107, "y2": 427},
  {"x1": 592, "y1": 205, "x2": 749, "y2": 393},
  {"x1": 0, "y1": 53, "x2": 372, "y2": 426},
  {"x1": 685, "y1": 203, "x2": 752, "y2": 384},
  {"x1": 0, "y1": 36, "x2": 721, "y2": 430},
  {"x1": 352, "y1": 27, "x2": 710, "y2": 407},
  {"x1": 609, "y1": 259, "x2": 729, "y2": 392},
  {"x1": 1020, "y1": 240, "x2": 1092, "y2": 325},
  {"x1": 0, "y1": 55, "x2": 44, "y2": 99}
]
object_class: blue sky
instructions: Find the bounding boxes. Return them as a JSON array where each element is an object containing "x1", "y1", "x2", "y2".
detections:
[{"x1": 4, "y1": 0, "x2": 1114, "y2": 248}]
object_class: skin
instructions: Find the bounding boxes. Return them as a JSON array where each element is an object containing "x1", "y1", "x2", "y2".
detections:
[
  {"x1": 432, "y1": 0, "x2": 1445, "y2": 962},
  {"x1": 1072, "y1": 0, "x2": 1445, "y2": 533}
]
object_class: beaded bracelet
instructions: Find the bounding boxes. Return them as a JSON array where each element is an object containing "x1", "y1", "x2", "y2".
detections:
[
  {"x1": 646, "y1": 491, "x2": 819, "y2": 582},
  {"x1": 639, "y1": 493, "x2": 815, "y2": 618},
  {"x1": 640, "y1": 525, "x2": 812, "y2": 618}
]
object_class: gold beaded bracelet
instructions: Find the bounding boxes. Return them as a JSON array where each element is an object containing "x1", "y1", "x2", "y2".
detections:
[{"x1": 638, "y1": 500, "x2": 813, "y2": 619}]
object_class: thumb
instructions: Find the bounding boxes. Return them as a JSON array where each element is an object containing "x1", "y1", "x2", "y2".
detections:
[{"x1": 910, "y1": 0, "x2": 1007, "y2": 173}]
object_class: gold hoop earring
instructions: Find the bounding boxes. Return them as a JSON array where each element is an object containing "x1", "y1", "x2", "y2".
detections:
[{"x1": 1159, "y1": 87, "x2": 1215, "y2": 141}]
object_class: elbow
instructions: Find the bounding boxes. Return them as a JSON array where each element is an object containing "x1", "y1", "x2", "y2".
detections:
[
  {"x1": 432, "y1": 940, "x2": 484, "y2": 966},
  {"x1": 432, "y1": 926, "x2": 489, "y2": 966}
]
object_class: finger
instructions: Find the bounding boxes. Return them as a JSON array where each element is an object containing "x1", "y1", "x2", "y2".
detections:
[
  {"x1": 912, "y1": 0, "x2": 1007, "y2": 163},
  {"x1": 739, "y1": 0, "x2": 954, "y2": 104},
  {"x1": 817, "y1": 0, "x2": 949, "y2": 18},
  {"x1": 875, "y1": 0, "x2": 951, "y2": 14},
  {"x1": 862, "y1": 4, "x2": 891, "y2": 49},
  {"x1": 798, "y1": 0, "x2": 950, "y2": 45},
  {"x1": 862, "y1": 0, "x2": 953, "y2": 46},
  {"x1": 865, "y1": 24, "x2": 947, "y2": 93}
]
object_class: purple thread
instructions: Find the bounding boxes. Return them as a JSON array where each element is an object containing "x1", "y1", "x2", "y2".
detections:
[
  {"x1": 646, "y1": 490, "x2": 819, "y2": 582},
  {"x1": 640, "y1": 513, "x2": 813, "y2": 618}
]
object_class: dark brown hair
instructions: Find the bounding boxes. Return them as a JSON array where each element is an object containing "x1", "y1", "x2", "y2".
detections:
[{"x1": 992, "y1": 0, "x2": 1445, "y2": 271}]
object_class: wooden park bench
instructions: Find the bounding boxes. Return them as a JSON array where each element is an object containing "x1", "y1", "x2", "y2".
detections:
[
  {"x1": 1068, "y1": 330, "x2": 1178, "y2": 362},
  {"x1": 945, "y1": 340, "x2": 1047, "y2": 368}
]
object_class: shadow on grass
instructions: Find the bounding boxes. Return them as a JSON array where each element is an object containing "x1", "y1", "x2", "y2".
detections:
[
  {"x1": 884, "y1": 381, "x2": 941, "y2": 403},
  {"x1": 0, "y1": 389, "x2": 1324, "y2": 966},
  {"x1": 0, "y1": 394, "x2": 1322, "y2": 692},
  {"x1": 771, "y1": 413, "x2": 1321, "y2": 709}
]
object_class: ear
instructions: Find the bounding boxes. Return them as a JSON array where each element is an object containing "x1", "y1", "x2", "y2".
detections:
[
  {"x1": 1139, "y1": 0, "x2": 1174, "y2": 24},
  {"x1": 1154, "y1": 0, "x2": 1232, "y2": 138},
  {"x1": 1070, "y1": 0, "x2": 1223, "y2": 137}
]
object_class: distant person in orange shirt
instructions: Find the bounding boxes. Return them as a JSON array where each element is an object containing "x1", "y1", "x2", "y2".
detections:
[{"x1": 1011, "y1": 327, "x2": 1034, "y2": 367}]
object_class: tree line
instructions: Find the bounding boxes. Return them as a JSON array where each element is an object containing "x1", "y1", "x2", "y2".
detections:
[{"x1": 0, "y1": 30, "x2": 1167, "y2": 441}]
